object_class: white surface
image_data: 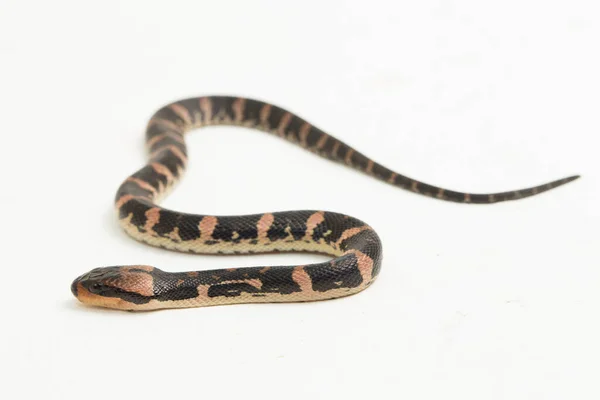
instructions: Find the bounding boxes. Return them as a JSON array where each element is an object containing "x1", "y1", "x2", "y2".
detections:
[{"x1": 1, "y1": 1, "x2": 598, "y2": 399}]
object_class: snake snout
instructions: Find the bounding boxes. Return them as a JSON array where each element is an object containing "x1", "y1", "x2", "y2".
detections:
[
  {"x1": 71, "y1": 267, "x2": 125, "y2": 298},
  {"x1": 71, "y1": 276, "x2": 80, "y2": 297}
]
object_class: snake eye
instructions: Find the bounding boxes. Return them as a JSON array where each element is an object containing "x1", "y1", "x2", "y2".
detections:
[{"x1": 91, "y1": 283, "x2": 102, "y2": 292}]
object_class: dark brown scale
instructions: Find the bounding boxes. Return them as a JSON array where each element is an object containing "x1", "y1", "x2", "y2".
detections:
[
  {"x1": 148, "y1": 136, "x2": 186, "y2": 155},
  {"x1": 118, "y1": 198, "x2": 152, "y2": 228},
  {"x1": 210, "y1": 97, "x2": 236, "y2": 121},
  {"x1": 71, "y1": 96, "x2": 579, "y2": 310},
  {"x1": 151, "y1": 209, "x2": 181, "y2": 237},
  {"x1": 305, "y1": 126, "x2": 323, "y2": 148},
  {"x1": 305, "y1": 254, "x2": 365, "y2": 292},
  {"x1": 266, "y1": 211, "x2": 313, "y2": 242},
  {"x1": 348, "y1": 151, "x2": 370, "y2": 170},
  {"x1": 149, "y1": 150, "x2": 184, "y2": 177},
  {"x1": 261, "y1": 103, "x2": 286, "y2": 130},
  {"x1": 177, "y1": 97, "x2": 204, "y2": 120},
  {"x1": 115, "y1": 180, "x2": 154, "y2": 200},
  {"x1": 176, "y1": 215, "x2": 203, "y2": 241},
  {"x1": 240, "y1": 98, "x2": 263, "y2": 121},
  {"x1": 283, "y1": 115, "x2": 305, "y2": 141},
  {"x1": 146, "y1": 123, "x2": 183, "y2": 142},
  {"x1": 149, "y1": 106, "x2": 188, "y2": 129},
  {"x1": 127, "y1": 165, "x2": 169, "y2": 195},
  {"x1": 210, "y1": 214, "x2": 263, "y2": 241}
]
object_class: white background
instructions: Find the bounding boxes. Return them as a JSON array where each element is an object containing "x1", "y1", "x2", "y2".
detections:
[{"x1": 1, "y1": 1, "x2": 598, "y2": 399}]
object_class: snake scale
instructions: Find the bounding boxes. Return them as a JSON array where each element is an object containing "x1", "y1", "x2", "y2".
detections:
[{"x1": 71, "y1": 96, "x2": 578, "y2": 311}]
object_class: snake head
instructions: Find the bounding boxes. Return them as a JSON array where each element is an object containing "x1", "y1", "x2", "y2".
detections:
[{"x1": 71, "y1": 266, "x2": 156, "y2": 310}]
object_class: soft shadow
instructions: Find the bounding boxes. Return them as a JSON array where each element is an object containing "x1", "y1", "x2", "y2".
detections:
[
  {"x1": 63, "y1": 299, "x2": 144, "y2": 315},
  {"x1": 62, "y1": 298, "x2": 204, "y2": 315}
]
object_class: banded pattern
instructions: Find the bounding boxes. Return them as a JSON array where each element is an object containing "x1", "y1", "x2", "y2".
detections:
[{"x1": 71, "y1": 96, "x2": 579, "y2": 311}]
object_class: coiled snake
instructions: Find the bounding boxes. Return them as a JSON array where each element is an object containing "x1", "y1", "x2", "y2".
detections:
[{"x1": 71, "y1": 96, "x2": 578, "y2": 311}]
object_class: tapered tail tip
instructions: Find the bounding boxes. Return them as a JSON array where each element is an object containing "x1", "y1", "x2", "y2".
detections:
[
  {"x1": 562, "y1": 175, "x2": 581, "y2": 184},
  {"x1": 544, "y1": 175, "x2": 580, "y2": 192}
]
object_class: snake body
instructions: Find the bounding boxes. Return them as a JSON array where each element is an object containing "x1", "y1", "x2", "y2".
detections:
[{"x1": 71, "y1": 96, "x2": 578, "y2": 311}]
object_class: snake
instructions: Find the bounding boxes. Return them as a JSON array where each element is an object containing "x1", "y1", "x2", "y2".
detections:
[{"x1": 70, "y1": 96, "x2": 579, "y2": 311}]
